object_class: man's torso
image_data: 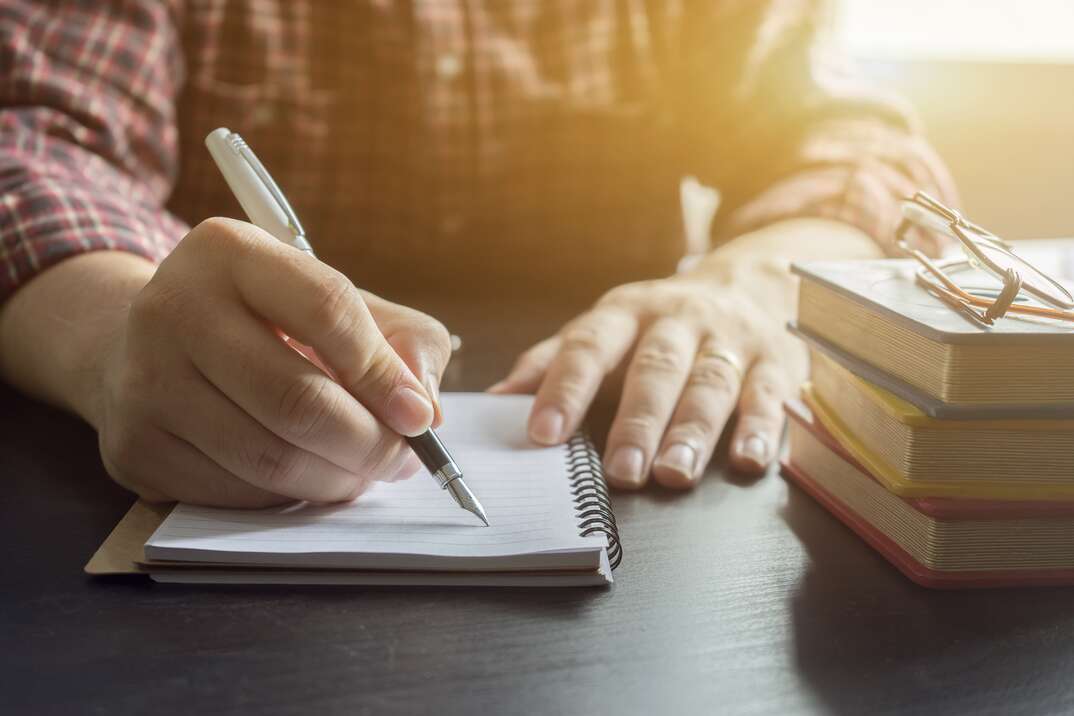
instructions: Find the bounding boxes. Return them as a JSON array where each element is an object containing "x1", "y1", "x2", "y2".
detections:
[{"x1": 168, "y1": 0, "x2": 689, "y2": 298}]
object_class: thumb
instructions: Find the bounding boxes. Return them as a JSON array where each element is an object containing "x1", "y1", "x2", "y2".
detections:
[
  {"x1": 362, "y1": 295, "x2": 452, "y2": 428},
  {"x1": 388, "y1": 331, "x2": 446, "y2": 427}
]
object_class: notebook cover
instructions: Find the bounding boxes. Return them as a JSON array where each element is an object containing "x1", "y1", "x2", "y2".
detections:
[
  {"x1": 785, "y1": 399, "x2": 1074, "y2": 520},
  {"x1": 781, "y1": 460, "x2": 1074, "y2": 589},
  {"x1": 790, "y1": 322, "x2": 1074, "y2": 419},
  {"x1": 84, "y1": 500, "x2": 170, "y2": 575},
  {"x1": 801, "y1": 385, "x2": 1074, "y2": 501},
  {"x1": 791, "y1": 259, "x2": 1074, "y2": 346}
]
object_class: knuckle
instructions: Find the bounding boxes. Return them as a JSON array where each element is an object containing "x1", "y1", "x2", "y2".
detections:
[
  {"x1": 669, "y1": 416, "x2": 722, "y2": 443},
  {"x1": 248, "y1": 440, "x2": 309, "y2": 492},
  {"x1": 612, "y1": 413, "x2": 661, "y2": 444},
  {"x1": 688, "y1": 358, "x2": 738, "y2": 396},
  {"x1": 184, "y1": 217, "x2": 254, "y2": 254},
  {"x1": 277, "y1": 376, "x2": 335, "y2": 441},
  {"x1": 364, "y1": 437, "x2": 406, "y2": 481},
  {"x1": 600, "y1": 281, "x2": 646, "y2": 307},
  {"x1": 511, "y1": 340, "x2": 554, "y2": 375},
  {"x1": 545, "y1": 375, "x2": 591, "y2": 413},
  {"x1": 309, "y1": 274, "x2": 362, "y2": 343},
  {"x1": 632, "y1": 337, "x2": 685, "y2": 375},
  {"x1": 349, "y1": 346, "x2": 402, "y2": 395},
  {"x1": 423, "y1": 316, "x2": 452, "y2": 354},
  {"x1": 560, "y1": 324, "x2": 605, "y2": 356},
  {"x1": 673, "y1": 292, "x2": 718, "y2": 322},
  {"x1": 748, "y1": 376, "x2": 783, "y2": 404}
]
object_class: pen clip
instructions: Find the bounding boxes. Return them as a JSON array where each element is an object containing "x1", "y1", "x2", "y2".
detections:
[{"x1": 223, "y1": 131, "x2": 310, "y2": 248}]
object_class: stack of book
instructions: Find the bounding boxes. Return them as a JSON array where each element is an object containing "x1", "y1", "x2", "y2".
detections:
[{"x1": 784, "y1": 260, "x2": 1074, "y2": 588}]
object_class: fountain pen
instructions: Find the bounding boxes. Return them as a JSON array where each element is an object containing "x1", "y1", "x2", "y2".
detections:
[{"x1": 205, "y1": 127, "x2": 489, "y2": 526}]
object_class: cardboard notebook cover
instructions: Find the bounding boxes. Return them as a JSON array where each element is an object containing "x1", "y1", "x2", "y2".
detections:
[
  {"x1": 782, "y1": 401, "x2": 1074, "y2": 589},
  {"x1": 85, "y1": 500, "x2": 170, "y2": 576}
]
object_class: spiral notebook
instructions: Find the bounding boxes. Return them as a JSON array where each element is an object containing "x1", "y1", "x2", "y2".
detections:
[{"x1": 127, "y1": 394, "x2": 621, "y2": 587}]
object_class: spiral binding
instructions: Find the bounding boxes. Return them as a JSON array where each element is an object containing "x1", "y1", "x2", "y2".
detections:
[{"x1": 566, "y1": 433, "x2": 622, "y2": 569}]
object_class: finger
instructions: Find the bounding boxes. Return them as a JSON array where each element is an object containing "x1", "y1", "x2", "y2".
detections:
[
  {"x1": 166, "y1": 371, "x2": 410, "y2": 502},
  {"x1": 728, "y1": 359, "x2": 790, "y2": 475},
  {"x1": 103, "y1": 426, "x2": 289, "y2": 509},
  {"x1": 487, "y1": 336, "x2": 562, "y2": 395},
  {"x1": 603, "y1": 319, "x2": 698, "y2": 489},
  {"x1": 652, "y1": 340, "x2": 745, "y2": 489},
  {"x1": 182, "y1": 301, "x2": 409, "y2": 480},
  {"x1": 528, "y1": 309, "x2": 639, "y2": 445},
  {"x1": 184, "y1": 219, "x2": 434, "y2": 436},
  {"x1": 365, "y1": 293, "x2": 452, "y2": 426}
]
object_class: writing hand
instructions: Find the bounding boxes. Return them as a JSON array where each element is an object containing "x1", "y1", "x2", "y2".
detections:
[{"x1": 93, "y1": 218, "x2": 451, "y2": 506}]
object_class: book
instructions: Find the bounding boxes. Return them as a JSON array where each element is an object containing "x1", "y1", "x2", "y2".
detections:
[
  {"x1": 782, "y1": 399, "x2": 1074, "y2": 589},
  {"x1": 804, "y1": 351, "x2": 1074, "y2": 501},
  {"x1": 88, "y1": 394, "x2": 622, "y2": 587},
  {"x1": 791, "y1": 260, "x2": 1074, "y2": 417}
]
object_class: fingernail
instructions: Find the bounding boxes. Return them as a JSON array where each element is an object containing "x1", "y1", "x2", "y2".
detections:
[
  {"x1": 738, "y1": 434, "x2": 770, "y2": 467},
  {"x1": 386, "y1": 385, "x2": 434, "y2": 436},
  {"x1": 654, "y1": 443, "x2": 698, "y2": 483},
  {"x1": 486, "y1": 380, "x2": 508, "y2": 394},
  {"x1": 607, "y1": 446, "x2": 644, "y2": 487},
  {"x1": 529, "y1": 407, "x2": 565, "y2": 445}
]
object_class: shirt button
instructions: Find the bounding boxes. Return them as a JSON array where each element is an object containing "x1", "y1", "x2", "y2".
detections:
[{"x1": 435, "y1": 53, "x2": 463, "y2": 80}]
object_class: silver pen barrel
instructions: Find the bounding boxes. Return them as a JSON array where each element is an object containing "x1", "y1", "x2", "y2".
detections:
[{"x1": 406, "y1": 429, "x2": 489, "y2": 526}]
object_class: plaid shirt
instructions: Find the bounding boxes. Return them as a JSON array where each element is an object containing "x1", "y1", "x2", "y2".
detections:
[{"x1": 0, "y1": 1, "x2": 956, "y2": 301}]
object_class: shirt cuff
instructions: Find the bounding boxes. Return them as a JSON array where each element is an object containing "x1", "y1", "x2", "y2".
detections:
[{"x1": 0, "y1": 180, "x2": 186, "y2": 303}]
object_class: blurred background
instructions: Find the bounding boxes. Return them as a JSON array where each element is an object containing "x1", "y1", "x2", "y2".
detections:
[{"x1": 836, "y1": 0, "x2": 1074, "y2": 240}]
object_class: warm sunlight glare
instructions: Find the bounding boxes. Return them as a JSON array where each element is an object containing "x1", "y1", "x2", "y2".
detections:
[{"x1": 837, "y1": 0, "x2": 1074, "y2": 62}]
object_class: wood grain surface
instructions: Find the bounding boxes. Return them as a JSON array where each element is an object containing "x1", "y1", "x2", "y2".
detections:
[{"x1": 3, "y1": 294, "x2": 1073, "y2": 716}]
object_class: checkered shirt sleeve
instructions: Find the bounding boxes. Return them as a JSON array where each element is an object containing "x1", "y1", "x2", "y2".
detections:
[{"x1": 0, "y1": 1, "x2": 188, "y2": 302}]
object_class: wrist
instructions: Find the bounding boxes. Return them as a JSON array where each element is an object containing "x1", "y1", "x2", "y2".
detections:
[
  {"x1": 0, "y1": 251, "x2": 155, "y2": 427},
  {"x1": 679, "y1": 218, "x2": 884, "y2": 318}
]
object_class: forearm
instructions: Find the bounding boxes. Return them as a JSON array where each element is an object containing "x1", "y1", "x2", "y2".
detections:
[
  {"x1": 683, "y1": 218, "x2": 884, "y2": 321},
  {"x1": 0, "y1": 252, "x2": 156, "y2": 425}
]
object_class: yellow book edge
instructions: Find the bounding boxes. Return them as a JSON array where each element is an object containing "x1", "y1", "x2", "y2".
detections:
[
  {"x1": 815, "y1": 352, "x2": 1074, "y2": 430},
  {"x1": 801, "y1": 384, "x2": 1074, "y2": 501}
]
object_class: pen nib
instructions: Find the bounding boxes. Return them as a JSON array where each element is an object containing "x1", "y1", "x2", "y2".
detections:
[{"x1": 445, "y1": 478, "x2": 489, "y2": 526}]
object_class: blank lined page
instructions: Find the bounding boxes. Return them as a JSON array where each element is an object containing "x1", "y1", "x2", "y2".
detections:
[{"x1": 145, "y1": 394, "x2": 607, "y2": 570}]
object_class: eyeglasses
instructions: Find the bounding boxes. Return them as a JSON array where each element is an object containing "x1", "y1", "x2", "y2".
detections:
[{"x1": 895, "y1": 192, "x2": 1074, "y2": 326}]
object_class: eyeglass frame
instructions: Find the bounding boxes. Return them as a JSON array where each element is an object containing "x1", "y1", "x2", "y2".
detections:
[{"x1": 894, "y1": 192, "x2": 1074, "y2": 327}]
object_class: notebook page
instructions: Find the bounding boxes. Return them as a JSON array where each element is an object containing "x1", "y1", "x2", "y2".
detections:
[{"x1": 145, "y1": 394, "x2": 607, "y2": 570}]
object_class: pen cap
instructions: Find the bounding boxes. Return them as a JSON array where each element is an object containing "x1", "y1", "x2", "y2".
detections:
[{"x1": 205, "y1": 127, "x2": 303, "y2": 245}]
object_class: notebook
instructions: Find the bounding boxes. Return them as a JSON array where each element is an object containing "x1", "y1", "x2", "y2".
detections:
[
  {"x1": 88, "y1": 394, "x2": 622, "y2": 587},
  {"x1": 791, "y1": 260, "x2": 1074, "y2": 417},
  {"x1": 782, "y1": 399, "x2": 1074, "y2": 589}
]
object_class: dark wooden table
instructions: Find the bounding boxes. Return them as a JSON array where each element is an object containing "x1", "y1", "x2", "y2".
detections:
[{"x1": 3, "y1": 294, "x2": 1073, "y2": 716}]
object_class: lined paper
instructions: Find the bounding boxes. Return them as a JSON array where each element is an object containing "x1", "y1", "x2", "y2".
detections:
[{"x1": 145, "y1": 394, "x2": 606, "y2": 571}]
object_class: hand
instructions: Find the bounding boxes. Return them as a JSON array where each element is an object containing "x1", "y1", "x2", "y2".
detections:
[
  {"x1": 90, "y1": 218, "x2": 451, "y2": 507},
  {"x1": 490, "y1": 274, "x2": 805, "y2": 489}
]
